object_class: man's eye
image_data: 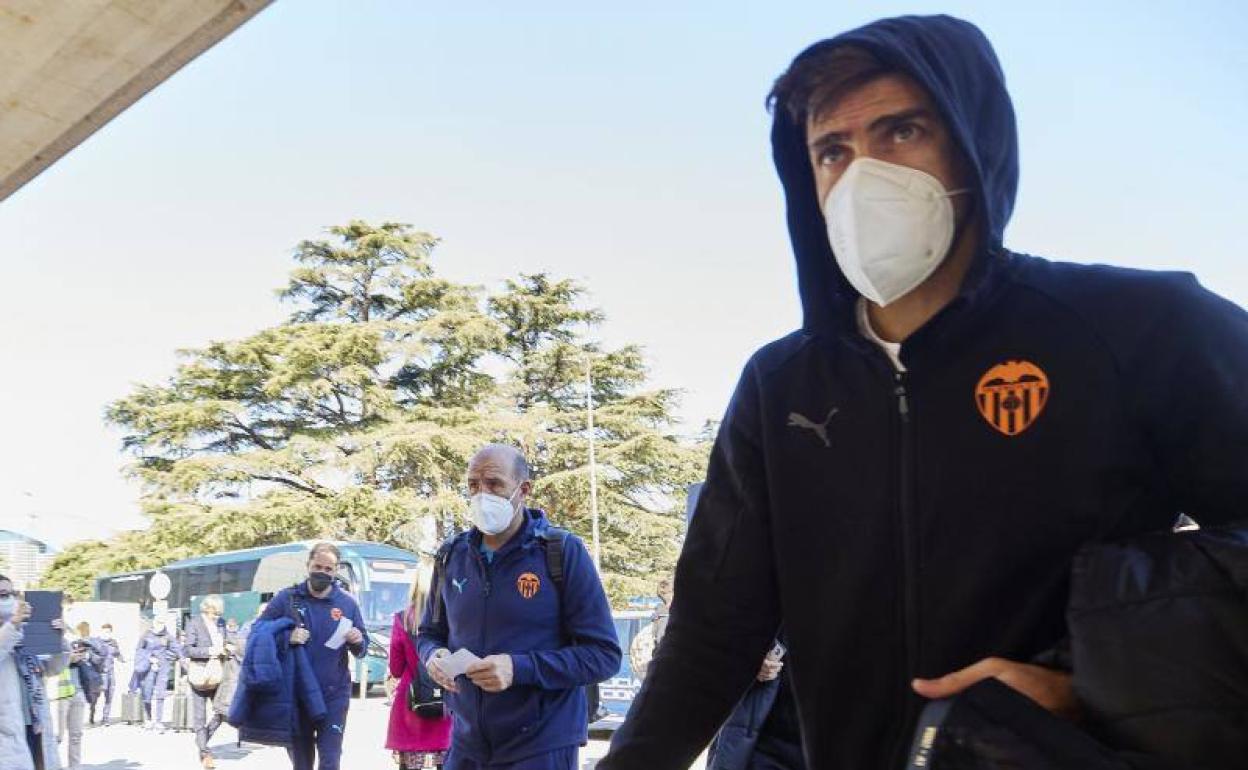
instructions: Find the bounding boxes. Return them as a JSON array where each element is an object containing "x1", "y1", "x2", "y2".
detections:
[
  {"x1": 817, "y1": 146, "x2": 845, "y2": 166},
  {"x1": 893, "y1": 123, "x2": 921, "y2": 142}
]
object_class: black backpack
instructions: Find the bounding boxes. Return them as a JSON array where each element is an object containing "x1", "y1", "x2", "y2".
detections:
[{"x1": 429, "y1": 526, "x2": 606, "y2": 724}]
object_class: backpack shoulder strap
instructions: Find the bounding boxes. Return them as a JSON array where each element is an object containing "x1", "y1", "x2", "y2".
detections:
[
  {"x1": 429, "y1": 532, "x2": 462, "y2": 628},
  {"x1": 286, "y1": 584, "x2": 308, "y2": 628},
  {"x1": 539, "y1": 526, "x2": 570, "y2": 589}
]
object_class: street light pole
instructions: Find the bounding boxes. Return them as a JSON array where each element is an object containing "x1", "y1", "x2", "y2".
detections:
[{"x1": 586, "y1": 355, "x2": 601, "y2": 571}]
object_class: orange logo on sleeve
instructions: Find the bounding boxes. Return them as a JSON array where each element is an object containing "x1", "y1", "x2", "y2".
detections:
[
  {"x1": 516, "y1": 573, "x2": 541, "y2": 599},
  {"x1": 975, "y1": 360, "x2": 1050, "y2": 436}
]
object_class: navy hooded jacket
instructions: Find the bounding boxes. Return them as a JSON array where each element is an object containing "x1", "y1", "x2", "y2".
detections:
[
  {"x1": 602, "y1": 14, "x2": 1248, "y2": 770},
  {"x1": 227, "y1": 616, "x2": 327, "y2": 746},
  {"x1": 418, "y1": 508, "x2": 621, "y2": 765}
]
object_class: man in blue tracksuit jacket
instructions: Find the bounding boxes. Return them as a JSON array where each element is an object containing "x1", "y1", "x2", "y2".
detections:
[
  {"x1": 601, "y1": 14, "x2": 1248, "y2": 770},
  {"x1": 419, "y1": 443, "x2": 622, "y2": 770},
  {"x1": 262, "y1": 542, "x2": 368, "y2": 770}
]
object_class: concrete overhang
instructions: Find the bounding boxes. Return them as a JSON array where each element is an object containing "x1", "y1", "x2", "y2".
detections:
[{"x1": 0, "y1": 0, "x2": 273, "y2": 202}]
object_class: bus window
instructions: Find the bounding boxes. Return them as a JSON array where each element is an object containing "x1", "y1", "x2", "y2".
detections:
[
  {"x1": 182, "y1": 564, "x2": 222, "y2": 603},
  {"x1": 98, "y1": 574, "x2": 149, "y2": 605},
  {"x1": 220, "y1": 560, "x2": 259, "y2": 593}
]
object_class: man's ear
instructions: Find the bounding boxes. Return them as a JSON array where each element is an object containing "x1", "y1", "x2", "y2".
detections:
[{"x1": 520, "y1": 480, "x2": 533, "y2": 498}]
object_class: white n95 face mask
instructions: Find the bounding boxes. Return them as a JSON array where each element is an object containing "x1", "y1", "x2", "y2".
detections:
[
  {"x1": 824, "y1": 157, "x2": 969, "y2": 307},
  {"x1": 470, "y1": 487, "x2": 519, "y2": 535}
]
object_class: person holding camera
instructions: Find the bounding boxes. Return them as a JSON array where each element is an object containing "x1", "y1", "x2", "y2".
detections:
[
  {"x1": 0, "y1": 574, "x2": 71, "y2": 770},
  {"x1": 387, "y1": 565, "x2": 452, "y2": 768}
]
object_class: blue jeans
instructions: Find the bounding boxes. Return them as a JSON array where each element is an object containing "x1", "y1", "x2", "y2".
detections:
[
  {"x1": 288, "y1": 697, "x2": 349, "y2": 770},
  {"x1": 445, "y1": 746, "x2": 577, "y2": 770}
]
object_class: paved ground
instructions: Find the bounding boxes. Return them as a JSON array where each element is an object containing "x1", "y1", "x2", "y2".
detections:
[{"x1": 69, "y1": 696, "x2": 705, "y2": 770}]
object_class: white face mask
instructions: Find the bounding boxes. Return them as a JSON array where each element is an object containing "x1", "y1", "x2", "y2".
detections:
[
  {"x1": 0, "y1": 596, "x2": 16, "y2": 619},
  {"x1": 469, "y1": 486, "x2": 521, "y2": 535},
  {"x1": 824, "y1": 157, "x2": 970, "y2": 307}
]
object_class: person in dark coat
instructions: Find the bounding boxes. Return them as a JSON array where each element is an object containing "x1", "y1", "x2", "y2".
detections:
[
  {"x1": 601, "y1": 14, "x2": 1248, "y2": 770},
  {"x1": 72, "y1": 622, "x2": 103, "y2": 725},
  {"x1": 185, "y1": 594, "x2": 232, "y2": 768},
  {"x1": 212, "y1": 617, "x2": 242, "y2": 723},
  {"x1": 258, "y1": 543, "x2": 368, "y2": 770},
  {"x1": 134, "y1": 616, "x2": 181, "y2": 732},
  {"x1": 89, "y1": 623, "x2": 124, "y2": 726}
]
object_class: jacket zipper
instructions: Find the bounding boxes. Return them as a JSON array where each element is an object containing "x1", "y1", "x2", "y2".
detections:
[
  {"x1": 472, "y1": 547, "x2": 493, "y2": 761},
  {"x1": 893, "y1": 372, "x2": 921, "y2": 766}
]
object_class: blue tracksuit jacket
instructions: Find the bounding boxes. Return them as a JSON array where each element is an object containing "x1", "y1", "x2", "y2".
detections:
[
  {"x1": 419, "y1": 509, "x2": 621, "y2": 764},
  {"x1": 262, "y1": 581, "x2": 368, "y2": 705}
]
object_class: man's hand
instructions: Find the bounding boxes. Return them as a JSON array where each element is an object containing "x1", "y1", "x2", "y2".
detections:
[
  {"x1": 289, "y1": 627, "x2": 310, "y2": 646},
  {"x1": 912, "y1": 657, "x2": 1079, "y2": 719},
  {"x1": 425, "y1": 649, "x2": 459, "y2": 693},
  {"x1": 466, "y1": 655, "x2": 514, "y2": 693},
  {"x1": 757, "y1": 655, "x2": 784, "y2": 682},
  {"x1": 344, "y1": 627, "x2": 364, "y2": 646},
  {"x1": 9, "y1": 601, "x2": 31, "y2": 628}
]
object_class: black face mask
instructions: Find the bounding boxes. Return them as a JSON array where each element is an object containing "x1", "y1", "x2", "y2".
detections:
[{"x1": 308, "y1": 572, "x2": 334, "y2": 593}]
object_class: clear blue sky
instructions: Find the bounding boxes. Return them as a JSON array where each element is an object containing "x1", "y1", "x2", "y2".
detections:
[{"x1": 1, "y1": 0, "x2": 1244, "y2": 546}]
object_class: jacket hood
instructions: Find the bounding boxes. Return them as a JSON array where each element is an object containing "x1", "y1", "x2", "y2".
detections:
[{"x1": 771, "y1": 14, "x2": 1018, "y2": 334}]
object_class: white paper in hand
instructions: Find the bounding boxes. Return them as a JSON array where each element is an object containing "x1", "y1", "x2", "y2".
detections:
[
  {"x1": 441, "y1": 648, "x2": 482, "y2": 678},
  {"x1": 324, "y1": 617, "x2": 354, "y2": 650}
]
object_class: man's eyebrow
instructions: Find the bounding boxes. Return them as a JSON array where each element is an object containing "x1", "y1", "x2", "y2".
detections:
[
  {"x1": 867, "y1": 108, "x2": 935, "y2": 134},
  {"x1": 807, "y1": 107, "x2": 936, "y2": 151}
]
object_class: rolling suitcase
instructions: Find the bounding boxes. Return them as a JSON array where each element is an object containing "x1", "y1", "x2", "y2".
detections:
[
  {"x1": 121, "y1": 690, "x2": 143, "y2": 724},
  {"x1": 170, "y1": 690, "x2": 193, "y2": 732}
]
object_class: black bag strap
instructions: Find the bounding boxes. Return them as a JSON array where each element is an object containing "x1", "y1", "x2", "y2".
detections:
[
  {"x1": 428, "y1": 533, "x2": 462, "y2": 629},
  {"x1": 539, "y1": 526, "x2": 570, "y2": 591},
  {"x1": 287, "y1": 584, "x2": 307, "y2": 628}
]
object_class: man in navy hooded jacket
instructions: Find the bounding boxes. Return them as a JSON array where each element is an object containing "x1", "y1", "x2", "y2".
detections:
[
  {"x1": 261, "y1": 542, "x2": 368, "y2": 770},
  {"x1": 601, "y1": 14, "x2": 1248, "y2": 770},
  {"x1": 419, "y1": 443, "x2": 621, "y2": 770}
]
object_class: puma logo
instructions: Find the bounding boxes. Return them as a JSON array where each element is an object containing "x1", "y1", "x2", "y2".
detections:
[
  {"x1": 787, "y1": 407, "x2": 839, "y2": 448},
  {"x1": 452, "y1": 578, "x2": 467, "y2": 594}
]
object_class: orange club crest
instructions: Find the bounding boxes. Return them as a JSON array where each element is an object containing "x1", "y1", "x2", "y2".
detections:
[
  {"x1": 974, "y1": 360, "x2": 1051, "y2": 436},
  {"x1": 330, "y1": 608, "x2": 343, "y2": 621},
  {"x1": 516, "y1": 572, "x2": 541, "y2": 599}
]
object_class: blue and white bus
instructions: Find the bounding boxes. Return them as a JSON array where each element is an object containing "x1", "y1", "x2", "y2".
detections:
[{"x1": 95, "y1": 540, "x2": 423, "y2": 685}]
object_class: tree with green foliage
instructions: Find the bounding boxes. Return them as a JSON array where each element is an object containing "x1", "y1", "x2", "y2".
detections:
[{"x1": 43, "y1": 221, "x2": 708, "y2": 605}]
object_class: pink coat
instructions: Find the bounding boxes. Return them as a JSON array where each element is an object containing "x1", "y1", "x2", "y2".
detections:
[{"x1": 385, "y1": 611, "x2": 453, "y2": 752}]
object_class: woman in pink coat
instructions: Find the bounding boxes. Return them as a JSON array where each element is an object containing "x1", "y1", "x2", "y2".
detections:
[{"x1": 386, "y1": 567, "x2": 452, "y2": 768}]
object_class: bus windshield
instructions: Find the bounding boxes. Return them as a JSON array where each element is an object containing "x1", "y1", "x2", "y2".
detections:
[
  {"x1": 361, "y1": 579, "x2": 412, "y2": 628},
  {"x1": 360, "y1": 558, "x2": 420, "y2": 628}
]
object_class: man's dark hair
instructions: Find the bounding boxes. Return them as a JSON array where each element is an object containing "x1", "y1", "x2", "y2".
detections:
[
  {"x1": 308, "y1": 542, "x2": 341, "y2": 565},
  {"x1": 768, "y1": 45, "x2": 895, "y2": 125},
  {"x1": 0, "y1": 573, "x2": 10, "y2": 586},
  {"x1": 101, "y1": 623, "x2": 113, "y2": 631}
]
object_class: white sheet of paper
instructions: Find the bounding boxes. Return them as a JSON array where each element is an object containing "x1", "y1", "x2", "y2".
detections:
[
  {"x1": 324, "y1": 617, "x2": 354, "y2": 650},
  {"x1": 442, "y1": 648, "x2": 482, "y2": 678}
]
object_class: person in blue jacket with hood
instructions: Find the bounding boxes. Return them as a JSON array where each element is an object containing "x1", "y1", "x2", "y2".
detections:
[
  {"x1": 600, "y1": 14, "x2": 1248, "y2": 770},
  {"x1": 134, "y1": 615, "x2": 181, "y2": 732},
  {"x1": 260, "y1": 542, "x2": 368, "y2": 770},
  {"x1": 419, "y1": 443, "x2": 621, "y2": 770}
]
